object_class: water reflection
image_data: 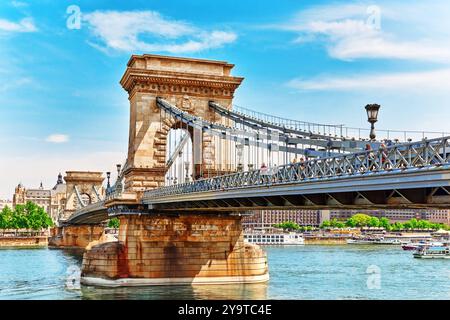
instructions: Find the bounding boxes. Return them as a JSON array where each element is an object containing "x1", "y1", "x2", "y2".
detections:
[
  {"x1": 81, "y1": 282, "x2": 268, "y2": 300},
  {"x1": 2, "y1": 246, "x2": 450, "y2": 300}
]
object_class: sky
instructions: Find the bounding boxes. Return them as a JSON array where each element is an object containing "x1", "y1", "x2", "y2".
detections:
[{"x1": 1, "y1": 0, "x2": 450, "y2": 198}]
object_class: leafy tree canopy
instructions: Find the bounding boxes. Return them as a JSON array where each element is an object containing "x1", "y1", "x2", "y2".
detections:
[
  {"x1": 274, "y1": 221, "x2": 300, "y2": 230},
  {"x1": 107, "y1": 217, "x2": 120, "y2": 229},
  {"x1": 0, "y1": 202, "x2": 53, "y2": 230}
]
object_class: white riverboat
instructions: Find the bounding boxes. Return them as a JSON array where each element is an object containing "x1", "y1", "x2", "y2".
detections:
[
  {"x1": 244, "y1": 233, "x2": 304, "y2": 245},
  {"x1": 413, "y1": 245, "x2": 450, "y2": 259},
  {"x1": 346, "y1": 237, "x2": 402, "y2": 245}
]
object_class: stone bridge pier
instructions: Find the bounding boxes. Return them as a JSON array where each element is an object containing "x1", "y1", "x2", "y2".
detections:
[
  {"x1": 79, "y1": 54, "x2": 269, "y2": 286},
  {"x1": 81, "y1": 214, "x2": 268, "y2": 286}
]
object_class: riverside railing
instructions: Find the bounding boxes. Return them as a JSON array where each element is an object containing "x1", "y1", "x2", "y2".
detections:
[
  {"x1": 0, "y1": 229, "x2": 48, "y2": 237},
  {"x1": 144, "y1": 136, "x2": 450, "y2": 199}
]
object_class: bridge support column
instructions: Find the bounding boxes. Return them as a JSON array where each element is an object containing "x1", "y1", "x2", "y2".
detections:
[
  {"x1": 48, "y1": 225, "x2": 104, "y2": 248},
  {"x1": 80, "y1": 214, "x2": 269, "y2": 286}
]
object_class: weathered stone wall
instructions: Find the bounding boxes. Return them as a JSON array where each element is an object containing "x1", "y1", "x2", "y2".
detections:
[
  {"x1": 49, "y1": 225, "x2": 104, "y2": 248},
  {"x1": 81, "y1": 214, "x2": 268, "y2": 283},
  {"x1": 0, "y1": 236, "x2": 48, "y2": 247}
]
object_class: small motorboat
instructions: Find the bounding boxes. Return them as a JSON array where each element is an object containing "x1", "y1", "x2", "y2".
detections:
[
  {"x1": 402, "y1": 243, "x2": 419, "y2": 251},
  {"x1": 403, "y1": 241, "x2": 443, "y2": 251}
]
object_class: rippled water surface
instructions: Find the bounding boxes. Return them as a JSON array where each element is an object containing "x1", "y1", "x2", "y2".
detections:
[{"x1": 0, "y1": 245, "x2": 449, "y2": 300}]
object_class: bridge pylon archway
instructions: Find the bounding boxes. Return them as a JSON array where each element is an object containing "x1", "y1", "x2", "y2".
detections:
[{"x1": 119, "y1": 54, "x2": 243, "y2": 197}]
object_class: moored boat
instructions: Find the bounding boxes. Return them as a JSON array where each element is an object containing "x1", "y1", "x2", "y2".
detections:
[
  {"x1": 402, "y1": 241, "x2": 443, "y2": 251},
  {"x1": 402, "y1": 244, "x2": 419, "y2": 251},
  {"x1": 346, "y1": 237, "x2": 401, "y2": 245},
  {"x1": 244, "y1": 232, "x2": 304, "y2": 245},
  {"x1": 413, "y1": 245, "x2": 450, "y2": 259}
]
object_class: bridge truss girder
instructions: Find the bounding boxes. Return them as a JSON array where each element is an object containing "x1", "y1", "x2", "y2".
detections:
[{"x1": 144, "y1": 168, "x2": 450, "y2": 212}]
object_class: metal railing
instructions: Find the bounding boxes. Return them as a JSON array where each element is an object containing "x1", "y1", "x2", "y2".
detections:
[
  {"x1": 341, "y1": 127, "x2": 450, "y2": 142},
  {"x1": 144, "y1": 136, "x2": 450, "y2": 199},
  {"x1": 233, "y1": 105, "x2": 450, "y2": 142},
  {"x1": 233, "y1": 104, "x2": 345, "y2": 137},
  {"x1": 67, "y1": 200, "x2": 105, "y2": 218}
]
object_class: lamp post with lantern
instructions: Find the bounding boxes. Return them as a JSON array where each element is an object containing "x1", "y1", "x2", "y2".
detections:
[{"x1": 365, "y1": 104, "x2": 380, "y2": 141}]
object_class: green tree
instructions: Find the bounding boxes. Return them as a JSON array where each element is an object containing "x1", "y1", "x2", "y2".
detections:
[
  {"x1": 0, "y1": 202, "x2": 53, "y2": 230},
  {"x1": 329, "y1": 218, "x2": 338, "y2": 227},
  {"x1": 409, "y1": 218, "x2": 418, "y2": 229},
  {"x1": 274, "y1": 221, "x2": 300, "y2": 230},
  {"x1": 108, "y1": 217, "x2": 120, "y2": 229},
  {"x1": 10, "y1": 204, "x2": 29, "y2": 229},
  {"x1": 346, "y1": 214, "x2": 372, "y2": 227},
  {"x1": 25, "y1": 202, "x2": 53, "y2": 229},
  {"x1": 345, "y1": 218, "x2": 356, "y2": 228},
  {"x1": 320, "y1": 220, "x2": 331, "y2": 229},
  {"x1": 379, "y1": 217, "x2": 391, "y2": 230},
  {"x1": 391, "y1": 222, "x2": 404, "y2": 231},
  {"x1": 334, "y1": 221, "x2": 346, "y2": 228},
  {"x1": 368, "y1": 216, "x2": 380, "y2": 227},
  {"x1": 0, "y1": 206, "x2": 13, "y2": 228},
  {"x1": 403, "y1": 221, "x2": 412, "y2": 229}
]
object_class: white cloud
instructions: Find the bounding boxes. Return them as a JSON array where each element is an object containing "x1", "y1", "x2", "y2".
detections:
[
  {"x1": 288, "y1": 68, "x2": 450, "y2": 91},
  {"x1": 11, "y1": 1, "x2": 28, "y2": 8},
  {"x1": 83, "y1": 10, "x2": 237, "y2": 54},
  {"x1": 274, "y1": 1, "x2": 450, "y2": 63},
  {"x1": 46, "y1": 134, "x2": 69, "y2": 143},
  {"x1": 0, "y1": 77, "x2": 32, "y2": 92},
  {"x1": 0, "y1": 17, "x2": 37, "y2": 33}
]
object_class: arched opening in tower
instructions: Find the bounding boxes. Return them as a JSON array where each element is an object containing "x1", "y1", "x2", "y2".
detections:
[{"x1": 164, "y1": 127, "x2": 194, "y2": 186}]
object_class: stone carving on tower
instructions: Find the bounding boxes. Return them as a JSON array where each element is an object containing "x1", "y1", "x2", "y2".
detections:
[{"x1": 180, "y1": 95, "x2": 193, "y2": 111}]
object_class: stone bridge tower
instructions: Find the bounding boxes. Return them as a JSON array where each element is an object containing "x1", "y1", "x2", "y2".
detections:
[
  {"x1": 80, "y1": 55, "x2": 269, "y2": 287},
  {"x1": 119, "y1": 54, "x2": 243, "y2": 194},
  {"x1": 61, "y1": 171, "x2": 105, "y2": 221}
]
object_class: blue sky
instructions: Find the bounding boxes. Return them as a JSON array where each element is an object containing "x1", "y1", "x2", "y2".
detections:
[{"x1": 1, "y1": 0, "x2": 450, "y2": 198}]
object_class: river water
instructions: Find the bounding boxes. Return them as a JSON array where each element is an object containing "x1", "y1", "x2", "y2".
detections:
[{"x1": 0, "y1": 245, "x2": 449, "y2": 300}]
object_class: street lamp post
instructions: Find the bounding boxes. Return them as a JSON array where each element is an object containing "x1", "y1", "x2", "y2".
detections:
[
  {"x1": 365, "y1": 104, "x2": 380, "y2": 141},
  {"x1": 236, "y1": 143, "x2": 244, "y2": 172},
  {"x1": 115, "y1": 163, "x2": 123, "y2": 194},
  {"x1": 184, "y1": 161, "x2": 190, "y2": 182},
  {"x1": 106, "y1": 172, "x2": 111, "y2": 189}
]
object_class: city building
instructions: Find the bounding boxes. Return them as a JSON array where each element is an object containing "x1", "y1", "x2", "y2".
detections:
[
  {"x1": 0, "y1": 199, "x2": 13, "y2": 210},
  {"x1": 13, "y1": 173, "x2": 67, "y2": 223},
  {"x1": 242, "y1": 209, "x2": 323, "y2": 230},
  {"x1": 330, "y1": 209, "x2": 450, "y2": 225},
  {"x1": 12, "y1": 172, "x2": 106, "y2": 224},
  {"x1": 242, "y1": 208, "x2": 450, "y2": 230}
]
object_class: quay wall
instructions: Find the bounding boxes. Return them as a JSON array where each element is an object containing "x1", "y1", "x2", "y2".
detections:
[
  {"x1": 0, "y1": 236, "x2": 48, "y2": 248},
  {"x1": 305, "y1": 237, "x2": 348, "y2": 245},
  {"x1": 49, "y1": 225, "x2": 104, "y2": 248}
]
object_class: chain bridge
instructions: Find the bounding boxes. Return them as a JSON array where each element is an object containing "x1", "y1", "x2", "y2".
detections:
[{"x1": 55, "y1": 54, "x2": 450, "y2": 287}]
